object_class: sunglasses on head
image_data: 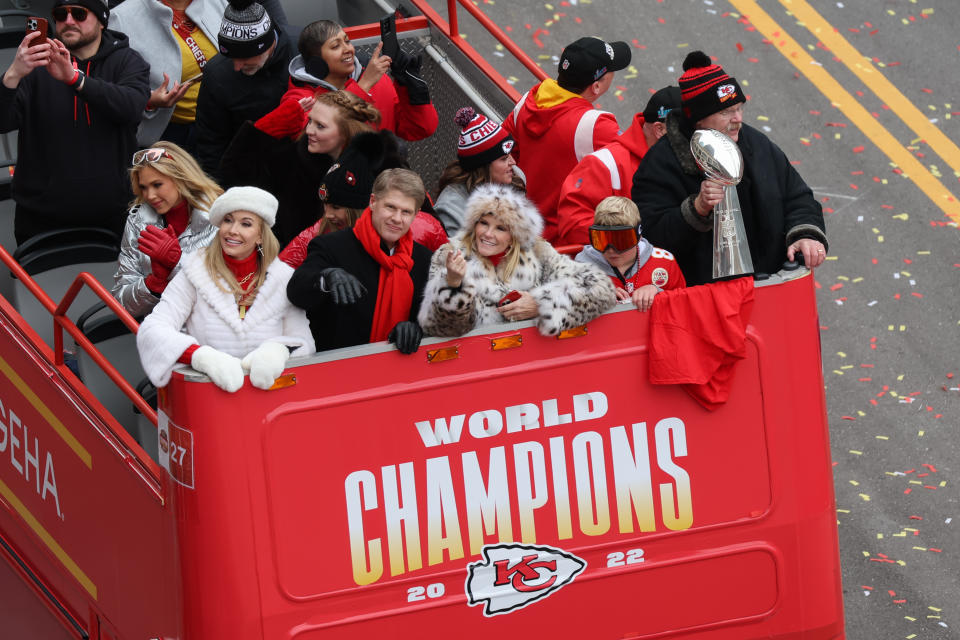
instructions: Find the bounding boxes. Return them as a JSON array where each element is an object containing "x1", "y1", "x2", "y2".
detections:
[
  {"x1": 132, "y1": 148, "x2": 172, "y2": 165},
  {"x1": 52, "y1": 6, "x2": 89, "y2": 22},
  {"x1": 588, "y1": 225, "x2": 639, "y2": 253}
]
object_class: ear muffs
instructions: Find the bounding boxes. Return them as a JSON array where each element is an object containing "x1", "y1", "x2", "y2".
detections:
[{"x1": 304, "y1": 56, "x2": 330, "y2": 80}]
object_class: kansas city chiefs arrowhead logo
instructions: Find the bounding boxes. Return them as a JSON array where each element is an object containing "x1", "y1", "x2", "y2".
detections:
[{"x1": 465, "y1": 543, "x2": 586, "y2": 616}]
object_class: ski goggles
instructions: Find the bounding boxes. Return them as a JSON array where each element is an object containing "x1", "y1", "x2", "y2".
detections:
[
  {"x1": 588, "y1": 225, "x2": 639, "y2": 252},
  {"x1": 132, "y1": 148, "x2": 172, "y2": 165},
  {"x1": 52, "y1": 6, "x2": 89, "y2": 22}
]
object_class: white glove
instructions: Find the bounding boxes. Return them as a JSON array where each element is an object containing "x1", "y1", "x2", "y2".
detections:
[
  {"x1": 191, "y1": 345, "x2": 244, "y2": 392},
  {"x1": 240, "y1": 342, "x2": 290, "y2": 390}
]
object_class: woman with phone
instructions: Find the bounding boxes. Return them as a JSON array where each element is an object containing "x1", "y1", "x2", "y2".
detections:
[
  {"x1": 252, "y1": 19, "x2": 438, "y2": 143},
  {"x1": 137, "y1": 186, "x2": 314, "y2": 393},
  {"x1": 113, "y1": 141, "x2": 222, "y2": 317},
  {"x1": 418, "y1": 184, "x2": 616, "y2": 337},
  {"x1": 434, "y1": 106, "x2": 525, "y2": 236}
]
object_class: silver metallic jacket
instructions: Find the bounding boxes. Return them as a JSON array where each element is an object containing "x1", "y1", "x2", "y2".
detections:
[{"x1": 112, "y1": 202, "x2": 216, "y2": 318}]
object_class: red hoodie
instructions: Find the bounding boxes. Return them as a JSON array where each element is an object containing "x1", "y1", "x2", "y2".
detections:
[
  {"x1": 503, "y1": 79, "x2": 621, "y2": 243},
  {"x1": 556, "y1": 112, "x2": 652, "y2": 246}
]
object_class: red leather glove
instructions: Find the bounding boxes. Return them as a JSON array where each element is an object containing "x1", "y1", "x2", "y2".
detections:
[
  {"x1": 139, "y1": 225, "x2": 182, "y2": 270},
  {"x1": 139, "y1": 226, "x2": 181, "y2": 295}
]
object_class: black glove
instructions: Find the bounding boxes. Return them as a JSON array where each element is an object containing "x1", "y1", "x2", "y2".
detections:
[
  {"x1": 391, "y1": 52, "x2": 430, "y2": 105},
  {"x1": 388, "y1": 321, "x2": 423, "y2": 355},
  {"x1": 319, "y1": 268, "x2": 367, "y2": 305}
]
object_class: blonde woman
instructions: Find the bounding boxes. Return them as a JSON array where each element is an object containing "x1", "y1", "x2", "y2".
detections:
[
  {"x1": 419, "y1": 183, "x2": 617, "y2": 337},
  {"x1": 137, "y1": 186, "x2": 314, "y2": 392},
  {"x1": 113, "y1": 141, "x2": 222, "y2": 317}
]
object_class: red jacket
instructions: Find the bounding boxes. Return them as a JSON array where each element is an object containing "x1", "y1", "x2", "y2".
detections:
[
  {"x1": 503, "y1": 79, "x2": 620, "y2": 243},
  {"x1": 556, "y1": 113, "x2": 651, "y2": 246},
  {"x1": 609, "y1": 247, "x2": 686, "y2": 293},
  {"x1": 255, "y1": 75, "x2": 439, "y2": 142},
  {"x1": 279, "y1": 212, "x2": 448, "y2": 268}
]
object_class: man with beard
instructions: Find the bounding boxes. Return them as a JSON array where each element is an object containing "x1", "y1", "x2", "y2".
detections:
[
  {"x1": 631, "y1": 51, "x2": 827, "y2": 285},
  {"x1": 194, "y1": 0, "x2": 292, "y2": 180},
  {"x1": 0, "y1": 0, "x2": 150, "y2": 244}
]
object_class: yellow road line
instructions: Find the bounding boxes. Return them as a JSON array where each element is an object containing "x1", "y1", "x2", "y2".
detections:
[
  {"x1": 782, "y1": 0, "x2": 960, "y2": 181},
  {"x1": 0, "y1": 355, "x2": 92, "y2": 469},
  {"x1": 0, "y1": 476, "x2": 98, "y2": 599},
  {"x1": 728, "y1": 0, "x2": 960, "y2": 223}
]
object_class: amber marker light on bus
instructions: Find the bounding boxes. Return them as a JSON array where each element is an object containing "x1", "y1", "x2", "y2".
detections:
[
  {"x1": 490, "y1": 334, "x2": 523, "y2": 351},
  {"x1": 268, "y1": 374, "x2": 297, "y2": 390},
  {"x1": 557, "y1": 326, "x2": 588, "y2": 339},
  {"x1": 427, "y1": 346, "x2": 459, "y2": 363}
]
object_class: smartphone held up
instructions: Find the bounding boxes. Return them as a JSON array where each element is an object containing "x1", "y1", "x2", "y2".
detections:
[
  {"x1": 26, "y1": 17, "x2": 48, "y2": 46},
  {"x1": 379, "y1": 14, "x2": 400, "y2": 61}
]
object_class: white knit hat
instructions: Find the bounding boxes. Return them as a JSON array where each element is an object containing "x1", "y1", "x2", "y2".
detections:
[{"x1": 208, "y1": 186, "x2": 278, "y2": 228}]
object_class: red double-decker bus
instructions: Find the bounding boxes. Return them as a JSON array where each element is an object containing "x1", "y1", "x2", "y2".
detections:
[{"x1": 0, "y1": 3, "x2": 843, "y2": 638}]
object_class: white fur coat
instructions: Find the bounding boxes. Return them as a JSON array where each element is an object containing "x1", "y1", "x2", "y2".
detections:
[
  {"x1": 137, "y1": 251, "x2": 315, "y2": 387},
  {"x1": 418, "y1": 238, "x2": 616, "y2": 337}
]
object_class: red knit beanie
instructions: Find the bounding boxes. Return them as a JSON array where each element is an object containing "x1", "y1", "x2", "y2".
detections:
[
  {"x1": 454, "y1": 107, "x2": 515, "y2": 172},
  {"x1": 678, "y1": 51, "x2": 745, "y2": 124}
]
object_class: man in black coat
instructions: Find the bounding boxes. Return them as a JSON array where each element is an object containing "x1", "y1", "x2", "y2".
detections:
[
  {"x1": 0, "y1": 0, "x2": 150, "y2": 244},
  {"x1": 632, "y1": 51, "x2": 828, "y2": 286},
  {"x1": 194, "y1": 0, "x2": 292, "y2": 180},
  {"x1": 287, "y1": 168, "x2": 432, "y2": 354}
]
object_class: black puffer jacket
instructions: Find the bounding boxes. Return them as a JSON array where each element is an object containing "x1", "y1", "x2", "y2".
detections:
[
  {"x1": 0, "y1": 29, "x2": 150, "y2": 234},
  {"x1": 631, "y1": 112, "x2": 827, "y2": 285}
]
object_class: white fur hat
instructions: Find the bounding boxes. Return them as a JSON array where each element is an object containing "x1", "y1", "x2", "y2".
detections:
[
  {"x1": 458, "y1": 183, "x2": 543, "y2": 250},
  {"x1": 208, "y1": 186, "x2": 279, "y2": 228}
]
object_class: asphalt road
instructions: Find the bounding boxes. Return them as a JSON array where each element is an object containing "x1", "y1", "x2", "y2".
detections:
[{"x1": 425, "y1": 0, "x2": 960, "y2": 637}]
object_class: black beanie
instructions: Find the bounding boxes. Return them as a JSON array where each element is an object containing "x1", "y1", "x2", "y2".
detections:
[
  {"x1": 319, "y1": 133, "x2": 387, "y2": 210},
  {"x1": 218, "y1": 0, "x2": 276, "y2": 59},
  {"x1": 678, "y1": 51, "x2": 745, "y2": 124},
  {"x1": 54, "y1": 0, "x2": 108, "y2": 27}
]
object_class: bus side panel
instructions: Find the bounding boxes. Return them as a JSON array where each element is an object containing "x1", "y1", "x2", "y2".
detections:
[
  {"x1": 0, "y1": 299, "x2": 183, "y2": 639},
  {"x1": 163, "y1": 273, "x2": 843, "y2": 639}
]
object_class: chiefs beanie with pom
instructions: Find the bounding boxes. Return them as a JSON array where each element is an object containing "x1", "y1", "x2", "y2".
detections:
[
  {"x1": 454, "y1": 107, "x2": 515, "y2": 172},
  {"x1": 678, "y1": 51, "x2": 745, "y2": 124}
]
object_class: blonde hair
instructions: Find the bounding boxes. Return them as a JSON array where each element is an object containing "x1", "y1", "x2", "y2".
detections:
[
  {"x1": 460, "y1": 214, "x2": 523, "y2": 281},
  {"x1": 203, "y1": 216, "x2": 281, "y2": 307},
  {"x1": 372, "y1": 168, "x2": 426, "y2": 211},
  {"x1": 594, "y1": 196, "x2": 640, "y2": 227},
  {"x1": 303, "y1": 90, "x2": 380, "y2": 153},
  {"x1": 130, "y1": 141, "x2": 223, "y2": 212}
]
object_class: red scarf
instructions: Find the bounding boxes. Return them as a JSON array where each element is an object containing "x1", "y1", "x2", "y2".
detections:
[
  {"x1": 487, "y1": 250, "x2": 507, "y2": 267},
  {"x1": 352, "y1": 208, "x2": 414, "y2": 342},
  {"x1": 223, "y1": 250, "x2": 258, "y2": 287},
  {"x1": 165, "y1": 199, "x2": 190, "y2": 238}
]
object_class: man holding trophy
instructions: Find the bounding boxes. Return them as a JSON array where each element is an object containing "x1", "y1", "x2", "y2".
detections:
[{"x1": 631, "y1": 51, "x2": 827, "y2": 286}]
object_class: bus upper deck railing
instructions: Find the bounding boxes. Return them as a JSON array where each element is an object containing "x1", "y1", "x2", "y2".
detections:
[
  {"x1": 0, "y1": 242, "x2": 157, "y2": 427},
  {"x1": 406, "y1": 0, "x2": 549, "y2": 102}
]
